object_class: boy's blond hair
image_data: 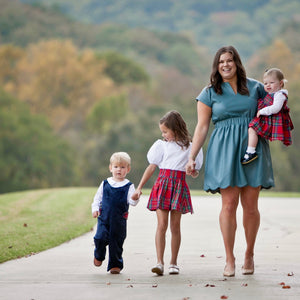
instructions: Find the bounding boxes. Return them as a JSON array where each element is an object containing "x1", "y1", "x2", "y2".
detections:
[{"x1": 110, "y1": 152, "x2": 131, "y2": 166}]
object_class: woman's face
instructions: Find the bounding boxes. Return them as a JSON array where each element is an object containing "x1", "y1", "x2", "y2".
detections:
[{"x1": 218, "y1": 52, "x2": 237, "y2": 82}]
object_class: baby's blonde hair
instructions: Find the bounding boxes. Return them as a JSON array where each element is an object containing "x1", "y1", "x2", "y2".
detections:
[
  {"x1": 264, "y1": 68, "x2": 287, "y2": 88},
  {"x1": 110, "y1": 152, "x2": 131, "y2": 166}
]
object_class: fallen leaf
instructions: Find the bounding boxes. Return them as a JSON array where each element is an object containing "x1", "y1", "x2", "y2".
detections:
[
  {"x1": 220, "y1": 296, "x2": 228, "y2": 299},
  {"x1": 282, "y1": 285, "x2": 291, "y2": 289},
  {"x1": 200, "y1": 254, "x2": 205, "y2": 257},
  {"x1": 127, "y1": 285, "x2": 133, "y2": 288},
  {"x1": 241, "y1": 283, "x2": 248, "y2": 287},
  {"x1": 287, "y1": 272, "x2": 294, "y2": 276},
  {"x1": 279, "y1": 282, "x2": 285, "y2": 286},
  {"x1": 23, "y1": 223, "x2": 28, "y2": 227},
  {"x1": 152, "y1": 284, "x2": 158, "y2": 288},
  {"x1": 8, "y1": 245, "x2": 13, "y2": 249},
  {"x1": 106, "y1": 282, "x2": 111, "y2": 285},
  {"x1": 183, "y1": 298, "x2": 190, "y2": 300}
]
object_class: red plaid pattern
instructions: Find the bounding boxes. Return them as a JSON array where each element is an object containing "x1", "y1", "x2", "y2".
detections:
[
  {"x1": 249, "y1": 93, "x2": 294, "y2": 146},
  {"x1": 147, "y1": 169, "x2": 193, "y2": 214}
]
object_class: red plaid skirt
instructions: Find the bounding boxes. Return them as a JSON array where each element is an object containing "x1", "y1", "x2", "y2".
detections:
[
  {"x1": 249, "y1": 94, "x2": 294, "y2": 146},
  {"x1": 147, "y1": 169, "x2": 193, "y2": 214}
]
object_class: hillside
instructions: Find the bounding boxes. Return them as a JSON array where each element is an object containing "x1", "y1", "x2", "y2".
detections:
[
  {"x1": 0, "y1": 0, "x2": 210, "y2": 79},
  {"x1": 20, "y1": 0, "x2": 300, "y2": 59},
  {"x1": 0, "y1": 0, "x2": 299, "y2": 192}
]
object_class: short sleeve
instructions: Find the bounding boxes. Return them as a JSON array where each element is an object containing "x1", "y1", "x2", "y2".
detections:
[
  {"x1": 196, "y1": 86, "x2": 212, "y2": 107},
  {"x1": 147, "y1": 140, "x2": 164, "y2": 165}
]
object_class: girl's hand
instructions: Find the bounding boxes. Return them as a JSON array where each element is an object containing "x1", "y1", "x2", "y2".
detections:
[
  {"x1": 92, "y1": 211, "x2": 99, "y2": 218},
  {"x1": 185, "y1": 159, "x2": 196, "y2": 176},
  {"x1": 131, "y1": 190, "x2": 142, "y2": 201},
  {"x1": 256, "y1": 110, "x2": 261, "y2": 117}
]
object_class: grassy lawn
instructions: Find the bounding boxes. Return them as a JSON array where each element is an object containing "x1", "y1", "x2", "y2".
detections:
[
  {"x1": 0, "y1": 187, "x2": 299, "y2": 264},
  {"x1": 0, "y1": 187, "x2": 97, "y2": 263}
]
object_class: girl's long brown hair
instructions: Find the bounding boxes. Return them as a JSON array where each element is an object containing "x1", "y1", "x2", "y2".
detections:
[
  {"x1": 210, "y1": 46, "x2": 249, "y2": 95},
  {"x1": 160, "y1": 110, "x2": 191, "y2": 149}
]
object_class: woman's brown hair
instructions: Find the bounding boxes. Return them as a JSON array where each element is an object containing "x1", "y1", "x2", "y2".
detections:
[{"x1": 210, "y1": 46, "x2": 249, "y2": 95}]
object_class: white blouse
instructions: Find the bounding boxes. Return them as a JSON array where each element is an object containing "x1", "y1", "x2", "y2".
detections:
[
  {"x1": 259, "y1": 89, "x2": 288, "y2": 116},
  {"x1": 147, "y1": 139, "x2": 203, "y2": 171},
  {"x1": 91, "y1": 177, "x2": 137, "y2": 213}
]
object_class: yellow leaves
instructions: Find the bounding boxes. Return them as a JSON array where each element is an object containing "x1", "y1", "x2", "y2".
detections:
[{"x1": 0, "y1": 40, "x2": 116, "y2": 133}]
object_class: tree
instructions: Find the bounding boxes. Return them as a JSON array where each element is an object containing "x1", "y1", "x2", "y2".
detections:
[{"x1": 0, "y1": 89, "x2": 78, "y2": 193}]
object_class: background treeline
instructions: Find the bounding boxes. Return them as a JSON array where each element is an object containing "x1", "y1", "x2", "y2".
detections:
[{"x1": 0, "y1": 0, "x2": 299, "y2": 193}]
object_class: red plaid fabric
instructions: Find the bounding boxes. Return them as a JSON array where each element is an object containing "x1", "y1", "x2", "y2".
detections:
[
  {"x1": 147, "y1": 169, "x2": 193, "y2": 214},
  {"x1": 249, "y1": 93, "x2": 294, "y2": 146}
]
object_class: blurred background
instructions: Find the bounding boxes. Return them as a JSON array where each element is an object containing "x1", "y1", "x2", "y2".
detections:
[{"x1": 0, "y1": 0, "x2": 299, "y2": 193}]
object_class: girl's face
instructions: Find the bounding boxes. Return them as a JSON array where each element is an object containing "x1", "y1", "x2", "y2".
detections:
[
  {"x1": 218, "y1": 52, "x2": 237, "y2": 82},
  {"x1": 263, "y1": 74, "x2": 283, "y2": 94},
  {"x1": 109, "y1": 162, "x2": 130, "y2": 182},
  {"x1": 159, "y1": 123, "x2": 175, "y2": 142}
]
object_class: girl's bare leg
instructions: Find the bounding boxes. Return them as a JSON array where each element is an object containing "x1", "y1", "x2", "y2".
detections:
[
  {"x1": 155, "y1": 209, "x2": 169, "y2": 265},
  {"x1": 240, "y1": 186, "x2": 260, "y2": 271},
  {"x1": 220, "y1": 186, "x2": 240, "y2": 274},
  {"x1": 248, "y1": 127, "x2": 259, "y2": 148},
  {"x1": 169, "y1": 210, "x2": 182, "y2": 266}
]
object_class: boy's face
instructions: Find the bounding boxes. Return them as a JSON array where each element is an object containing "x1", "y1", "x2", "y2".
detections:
[{"x1": 109, "y1": 161, "x2": 130, "y2": 182}]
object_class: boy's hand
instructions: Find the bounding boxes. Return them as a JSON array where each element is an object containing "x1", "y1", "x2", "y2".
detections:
[
  {"x1": 131, "y1": 190, "x2": 142, "y2": 201},
  {"x1": 92, "y1": 211, "x2": 99, "y2": 218}
]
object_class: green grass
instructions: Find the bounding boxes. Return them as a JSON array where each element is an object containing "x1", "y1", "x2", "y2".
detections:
[
  {"x1": 0, "y1": 187, "x2": 97, "y2": 263},
  {"x1": 1, "y1": 187, "x2": 299, "y2": 264}
]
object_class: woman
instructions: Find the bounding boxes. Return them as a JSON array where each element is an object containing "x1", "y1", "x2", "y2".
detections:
[{"x1": 186, "y1": 46, "x2": 274, "y2": 277}]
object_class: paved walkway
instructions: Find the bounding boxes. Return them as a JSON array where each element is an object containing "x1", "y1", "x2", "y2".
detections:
[{"x1": 0, "y1": 195, "x2": 300, "y2": 300}]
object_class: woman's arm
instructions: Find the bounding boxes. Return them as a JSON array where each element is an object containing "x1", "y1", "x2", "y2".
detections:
[{"x1": 186, "y1": 101, "x2": 211, "y2": 175}]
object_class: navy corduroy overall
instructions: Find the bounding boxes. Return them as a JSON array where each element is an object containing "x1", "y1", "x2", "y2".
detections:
[{"x1": 94, "y1": 179, "x2": 131, "y2": 271}]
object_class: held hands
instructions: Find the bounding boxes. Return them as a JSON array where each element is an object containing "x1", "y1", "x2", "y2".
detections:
[
  {"x1": 191, "y1": 170, "x2": 199, "y2": 178},
  {"x1": 131, "y1": 189, "x2": 142, "y2": 201},
  {"x1": 185, "y1": 158, "x2": 196, "y2": 176}
]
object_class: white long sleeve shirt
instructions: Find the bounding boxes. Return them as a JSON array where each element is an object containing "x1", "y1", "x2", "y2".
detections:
[
  {"x1": 259, "y1": 89, "x2": 288, "y2": 116},
  {"x1": 91, "y1": 177, "x2": 137, "y2": 213}
]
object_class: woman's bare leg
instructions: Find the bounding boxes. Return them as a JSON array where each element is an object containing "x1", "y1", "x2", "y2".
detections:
[
  {"x1": 220, "y1": 186, "x2": 240, "y2": 274},
  {"x1": 240, "y1": 186, "x2": 260, "y2": 271}
]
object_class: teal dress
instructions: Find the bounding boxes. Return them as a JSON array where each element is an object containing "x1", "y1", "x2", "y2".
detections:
[{"x1": 196, "y1": 78, "x2": 274, "y2": 193}]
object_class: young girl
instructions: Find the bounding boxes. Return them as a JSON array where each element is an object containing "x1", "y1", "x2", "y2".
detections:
[
  {"x1": 241, "y1": 68, "x2": 294, "y2": 164},
  {"x1": 131, "y1": 110, "x2": 203, "y2": 276}
]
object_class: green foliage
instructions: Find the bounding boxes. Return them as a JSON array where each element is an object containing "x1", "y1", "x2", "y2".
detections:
[
  {"x1": 86, "y1": 94, "x2": 128, "y2": 133},
  {"x1": 20, "y1": 0, "x2": 300, "y2": 58},
  {"x1": 97, "y1": 51, "x2": 149, "y2": 84},
  {"x1": 0, "y1": 187, "x2": 96, "y2": 263},
  {"x1": 0, "y1": 89, "x2": 78, "y2": 193}
]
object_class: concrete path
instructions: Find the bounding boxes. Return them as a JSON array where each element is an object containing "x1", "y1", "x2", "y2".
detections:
[{"x1": 0, "y1": 195, "x2": 300, "y2": 300}]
